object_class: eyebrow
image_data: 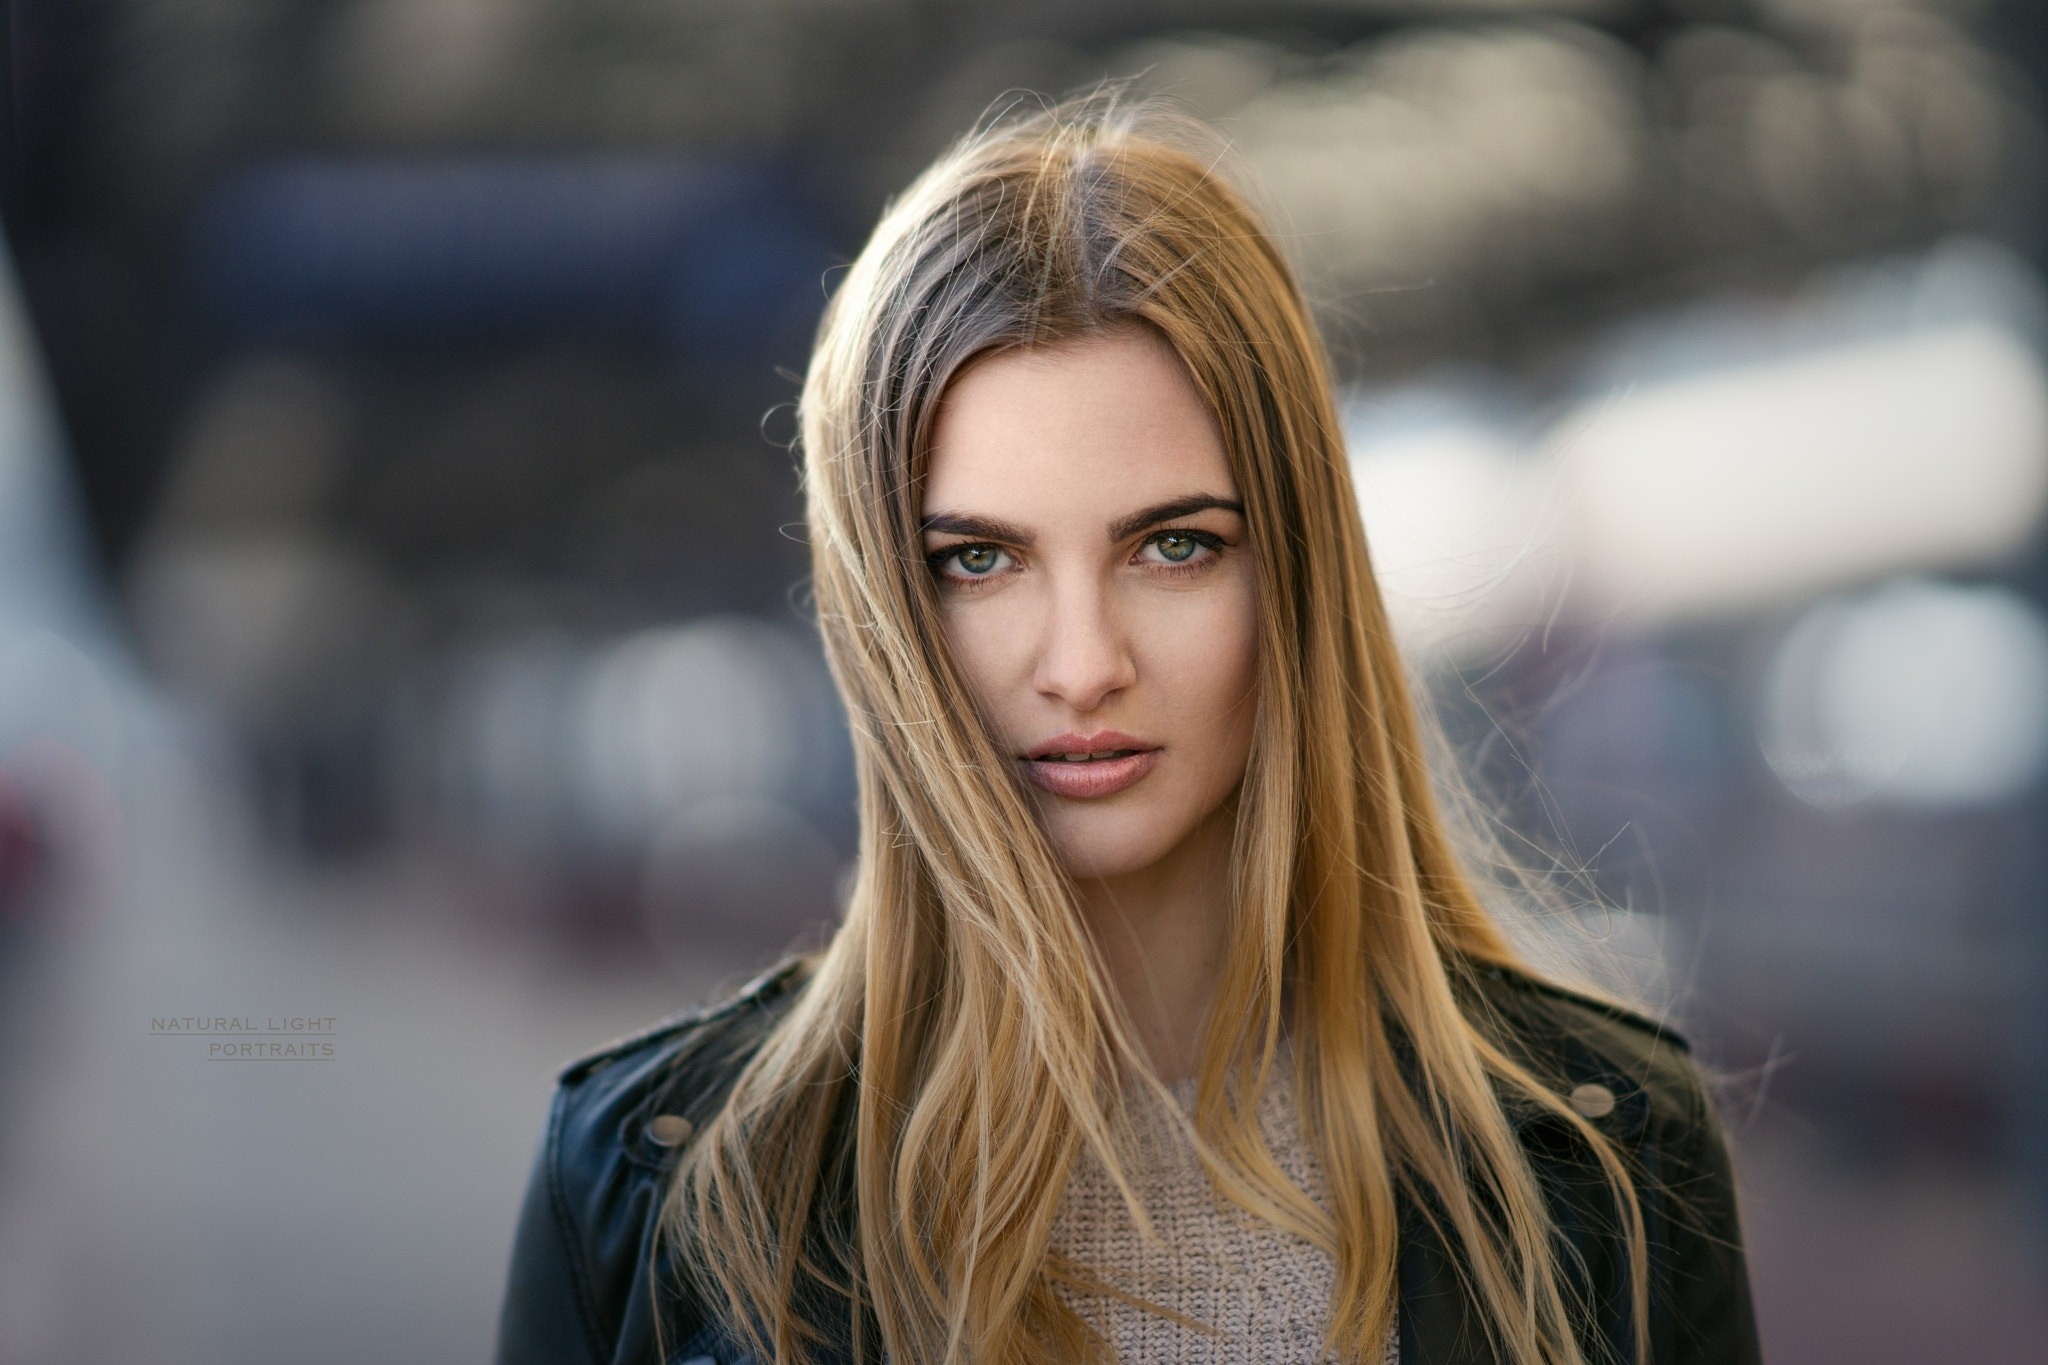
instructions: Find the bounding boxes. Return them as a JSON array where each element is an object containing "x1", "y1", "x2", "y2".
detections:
[
  {"x1": 919, "y1": 511, "x2": 1034, "y2": 544},
  {"x1": 1107, "y1": 494, "x2": 1246, "y2": 542},
  {"x1": 919, "y1": 494, "x2": 1246, "y2": 546}
]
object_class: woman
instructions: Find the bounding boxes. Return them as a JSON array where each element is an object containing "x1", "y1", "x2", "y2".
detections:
[{"x1": 493, "y1": 95, "x2": 1761, "y2": 1365}]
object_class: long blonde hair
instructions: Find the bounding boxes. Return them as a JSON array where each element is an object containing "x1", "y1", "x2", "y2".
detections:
[{"x1": 661, "y1": 92, "x2": 1648, "y2": 1364}]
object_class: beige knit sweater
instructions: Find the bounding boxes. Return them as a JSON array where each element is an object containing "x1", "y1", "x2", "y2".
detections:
[{"x1": 1048, "y1": 1062, "x2": 1400, "y2": 1364}]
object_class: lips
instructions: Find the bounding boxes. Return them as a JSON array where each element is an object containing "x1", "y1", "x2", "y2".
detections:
[{"x1": 1018, "y1": 731, "x2": 1160, "y2": 799}]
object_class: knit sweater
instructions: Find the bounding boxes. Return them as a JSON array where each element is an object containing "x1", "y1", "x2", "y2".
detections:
[{"x1": 1048, "y1": 1062, "x2": 1400, "y2": 1364}]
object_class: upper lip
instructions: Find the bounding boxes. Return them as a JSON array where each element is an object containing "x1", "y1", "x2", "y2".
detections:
[{"x1": 1021, "y1": 731, "x2": 1157, "y2": 760}]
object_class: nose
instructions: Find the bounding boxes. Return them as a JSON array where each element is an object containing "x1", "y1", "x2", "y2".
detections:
[{"x1": 1032, "y1": 577, "x2": 1136, "y2": 713}]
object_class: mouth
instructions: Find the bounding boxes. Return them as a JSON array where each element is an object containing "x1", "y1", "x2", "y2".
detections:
[{"x1": 1018, "y1": 732, "x2": 1161, "y2": 799}]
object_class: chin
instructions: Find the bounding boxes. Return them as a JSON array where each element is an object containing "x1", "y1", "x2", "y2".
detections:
[
  {"x1": 1041, "y1": 812, "x2": 1196, "y2": 883},
  {"x1": 1048, "y1": 843, "x2": 1162, "y2": 882}
]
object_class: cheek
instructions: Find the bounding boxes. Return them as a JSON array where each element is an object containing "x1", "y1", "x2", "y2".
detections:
[
  {"x1": 1209, "y1": 590, "x2": 1263, "y2": 759},
  {"x1": 1141, "y1": 580, "x2": 1261, "y2": 767},
  {"x1": 938, "y1": 597, "x2": 1034, "y2": 708}
]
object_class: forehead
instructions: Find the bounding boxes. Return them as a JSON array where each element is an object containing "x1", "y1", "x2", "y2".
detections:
[{"x1": 922, "y1": 328, "x2": 1235, "y2": 515}]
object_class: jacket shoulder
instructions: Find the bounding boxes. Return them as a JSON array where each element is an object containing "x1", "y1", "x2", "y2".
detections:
[
  {"x1": 1474, "y1": 961, "x2": 1692, "y2": 1054},
  {"x1": 493, "y1": 955, "x2": 814, "y2": 1365},
  {"x1": 1465, "y1": 960, "x2": 1708, "y2": 1140},
  {"x1": 1474, "y1": 966, "x2": 1761, "y2": 1362},
  {"x1": 555, "y1": 954, "x2": 814, "y2": 1088}
]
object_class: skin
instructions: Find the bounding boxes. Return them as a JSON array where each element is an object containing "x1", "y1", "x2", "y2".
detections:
[{"x1": 921, "y1": 325, "x2": 1261, "y2": 1082}]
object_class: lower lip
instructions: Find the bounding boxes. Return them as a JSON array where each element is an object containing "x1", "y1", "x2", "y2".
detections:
[{"x1": 1019, "y1": 749, "x2": 1161, "y2": 799}]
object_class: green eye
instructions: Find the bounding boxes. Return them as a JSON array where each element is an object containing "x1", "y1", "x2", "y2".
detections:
[
  {"x1": 1154, "y1": 533, "x2": 1201, "y2": 563},
  {"x1": 929, "y1": 543, "x2": 1012, "y2": 580}
]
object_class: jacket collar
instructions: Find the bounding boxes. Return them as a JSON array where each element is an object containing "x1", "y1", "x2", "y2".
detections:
[
  {"x1": 1393, "y1": 982, "x2": 1657, "y2": 1364},
  {"x1": 637, "y1": 957, "x2": 1659, "y2": 1363},
  {"x1": 1398, "y1": 1186, "x2": 1491, "y2": 1365}
]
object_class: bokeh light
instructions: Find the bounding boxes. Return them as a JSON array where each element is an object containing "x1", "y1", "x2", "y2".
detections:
[{"x1": 1761, "y1": 577, "x2": 2048, "y2": 809}]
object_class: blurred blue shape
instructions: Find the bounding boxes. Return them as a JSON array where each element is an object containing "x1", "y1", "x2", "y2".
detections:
[
  {"x1": 0, "y1": 244, "x2": 139, "y2": 940},
  {"x1": 185, "y1": 156, "x2": 835, "y2": 355},
  {"x1": 0, "y1": 256, "x2": 108, "y2": 641}
]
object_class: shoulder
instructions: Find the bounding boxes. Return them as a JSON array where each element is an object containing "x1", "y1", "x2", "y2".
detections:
[
  {"x1": 1462, "y1": 959, "x2": 1712, "y2": 1143},
  {"x1": 556, "y1": 954, "x2": 815, "y2": 1088},
  {"x1": 549, "y1": 953, "x2": 816, "y2": 1162},
  {"x1": 496, "y1": 955, "x2": 814, "y2": 1365},
  {"x1": 1463, "y1": 962, "x2": 1763, "y2": 1362}
]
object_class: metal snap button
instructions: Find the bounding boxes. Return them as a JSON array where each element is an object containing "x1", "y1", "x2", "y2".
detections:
[
  {"x1": 1568, "y1": 1082, "x2": 1616, "y2": 1119},
  {"x1": 646, "y1": 1114, "x2": 694, "y2": 1147}
]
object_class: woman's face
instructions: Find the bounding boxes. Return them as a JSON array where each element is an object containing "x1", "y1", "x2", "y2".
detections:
[{"x1": 921, "y1": 326, "x2": 1260, "y2": 882}]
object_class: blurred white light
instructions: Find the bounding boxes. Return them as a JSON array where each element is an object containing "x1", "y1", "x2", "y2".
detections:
[
  {"x1": 1346, "y1": 413, "x2": 1552, "y2": 656},
  {"x1": 1346, "y1": 295, "x2": 2048, "y2": 661},
  {"x1": 1759, "y1": 577, "x2": 2048, "y2": 809},
  {"x1": 1558, "y1": 324, "x2": 2048, "y2": 622},
  {"x1": 571, "y1": 616, "x2": 822, "y2": 844},
  {"x1": 1234, "y1": 23, "x2": 1642, "y2": 294}
]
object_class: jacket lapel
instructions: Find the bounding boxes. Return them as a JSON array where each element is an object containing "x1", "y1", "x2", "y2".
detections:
[
  {"x1": 1397, "y1": 1086, "x2": 1645, "y2": 1365},
  {"x1": 1397, "y1": 1187, "x2": 1496, "y2": 1365}
]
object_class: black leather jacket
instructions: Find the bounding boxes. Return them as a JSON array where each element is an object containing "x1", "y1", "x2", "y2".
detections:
[{"x1": 492, "y1": 958, "x2": 1762, "y2": 1364}]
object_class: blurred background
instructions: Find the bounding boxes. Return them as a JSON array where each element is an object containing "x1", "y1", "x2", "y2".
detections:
[{"x1": 0, "y1": 0, "x2": 2045, "y2": 1359}]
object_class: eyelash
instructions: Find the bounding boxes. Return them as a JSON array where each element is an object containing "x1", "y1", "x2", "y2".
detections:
[{"x1": 925, "y1": 529, "x2": 1228, "y2": 589}]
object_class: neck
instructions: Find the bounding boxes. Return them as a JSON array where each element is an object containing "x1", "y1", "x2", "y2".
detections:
[{"x1": 1072, "y1": 803, "x2": 1236, "y2": 1085}]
